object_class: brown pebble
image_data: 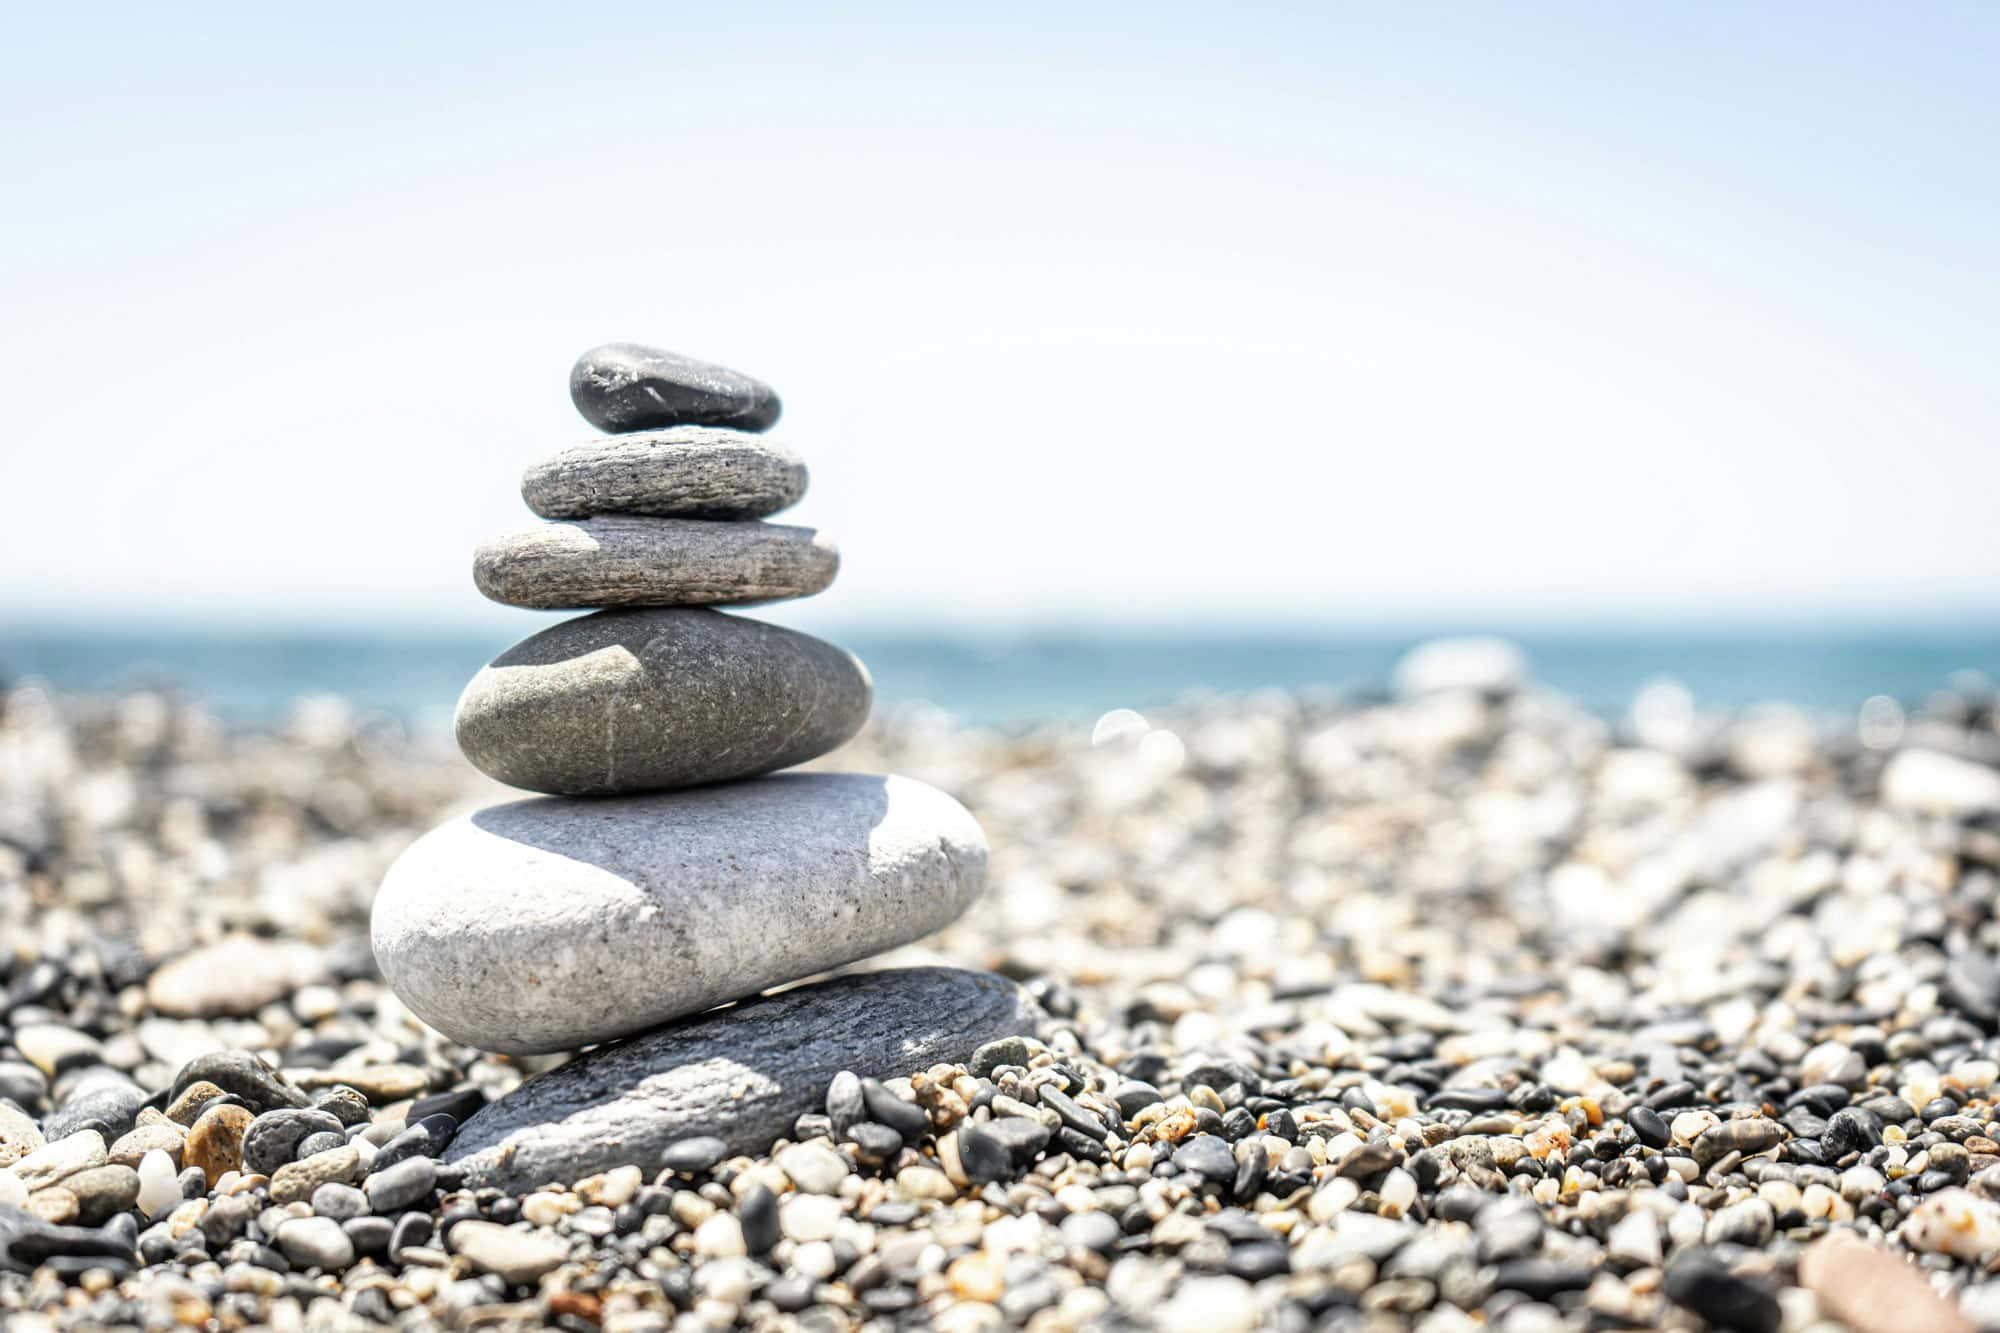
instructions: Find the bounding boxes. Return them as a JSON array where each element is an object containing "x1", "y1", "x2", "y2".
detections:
[
  {"x1": 548, "y1": 1291, "x2": 603, "y2": 1323},
  {"x1": 1798, "y1": 1234, "x2": 1974, "y2": 1333},
  {"x1": 184, "y1": 1104, "x2": 255, "y2": 1186},
  {"x1": 165, "y1": 1081, "x2": 227, "y2": 1127}
]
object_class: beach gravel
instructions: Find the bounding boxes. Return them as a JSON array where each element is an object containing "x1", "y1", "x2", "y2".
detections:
[{"x1": 3, "y1": 666, "x2": 2000, "y2": 1329}]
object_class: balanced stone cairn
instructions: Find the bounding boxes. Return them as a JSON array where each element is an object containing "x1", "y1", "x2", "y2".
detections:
[{"x1": 370, "y1": 344, "x2": 1033, "y2": 1185}]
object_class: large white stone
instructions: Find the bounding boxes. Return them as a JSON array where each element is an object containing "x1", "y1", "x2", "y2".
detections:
[{"x1": 370, "y1": 773, "x2": 987, "y2": 1054}]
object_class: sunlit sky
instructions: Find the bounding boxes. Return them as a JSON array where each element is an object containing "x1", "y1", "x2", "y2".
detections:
[{"x1": 4, "y1": 3, "x2": 1996, "y2": 633}]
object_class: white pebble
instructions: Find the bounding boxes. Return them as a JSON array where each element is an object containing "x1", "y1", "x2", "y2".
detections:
[
  {"x1": 779, "y1": 1193, "x2": 843, "y2": 1243},
  {"x1": 693, "y1": 1212, "x2": 746, "y2": 1258},
  {"x1": 775, "y1": 1143, "x2": 849, "y2": 1195},
  {"x1": 135, "y1": 1150, "x2": 179, "y2": 1218},
  {"x1": 792, "y1": 1240, "x2": 837, "y2": 1279},
  {"x1": 1671, "y1": 1110, "x2": 1719, "y2": 1146},
  {"x1": 1378, "y1": 1169, "x2": 1417, "y2": 1216}
]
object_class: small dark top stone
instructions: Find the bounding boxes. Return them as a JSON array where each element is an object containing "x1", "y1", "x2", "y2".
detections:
[{"x1": 570, "y1": 343, "x2": 781, "y2": 434}]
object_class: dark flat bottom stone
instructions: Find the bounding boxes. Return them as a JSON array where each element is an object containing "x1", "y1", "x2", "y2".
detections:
[{"x1": 445, "y1": 968, "x2": 1038, "y2": 1192}]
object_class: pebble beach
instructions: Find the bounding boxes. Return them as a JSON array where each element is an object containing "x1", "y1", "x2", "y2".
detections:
[{"x1": 3, "y1": 659, "x2": 2000, "y2": 1332}]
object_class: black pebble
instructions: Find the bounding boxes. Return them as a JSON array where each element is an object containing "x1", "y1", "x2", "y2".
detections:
[
  {"x1": 1662, "y1": 1255, "x2": 1781, "y2": 1333},
  {"x1": 1173, "y1": 1135, "x2": 1237, "y2": 1182},
  {"x1": 860, "y1": 1080, "x2": 930, "y2": 1139},
  {"x1": 658, "y1": 1135, "x2": 728, "y2": 1175},
  {"x1": 739, "y1": 1184, "x2": 779, "y2": 1254},
  {"x1": 1823, "y1": 1106, "x2": 1885, "y2": 1159},
  {"x1": 569, "y1": 343, "x2": 781, "y2": 434},
  {"x1": 844, "y1": 1120, "x2": 903, "y2": 1161},
  {"x1": 957, "y1": 1124, "x2": 1015, "y2": 1184},
  {"x1": 409, "y1": 1088, "x2": 485, "y2": 1124},
  {"x1": 1628, "y1": 1105, "x2": 1670, "y2": 1149}
]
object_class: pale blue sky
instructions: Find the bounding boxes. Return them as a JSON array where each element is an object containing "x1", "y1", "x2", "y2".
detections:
[{"x1": 3, "y1": 3, "x2": 1996, "y2": 631}]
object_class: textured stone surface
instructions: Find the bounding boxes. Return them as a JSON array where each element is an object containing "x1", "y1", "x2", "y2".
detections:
[
  {"x1": 446, "y1": 968, "x2": 1036, "y2": 1190},
  {"x1": 454, "y1": 608, "x2": 871, "y2": 796},
  {"x1": 372, "y1": 774, "x2": 988, "y2": 1055},
  {"x1": 473, "y1": 518, "x2": 837, "y2": 610},
  {"x1": 570, "y1": 343, "x2": 781, "y2": 434},
  {"x1": 523, "y1": 428, "x2": 807, "y2": 521}
]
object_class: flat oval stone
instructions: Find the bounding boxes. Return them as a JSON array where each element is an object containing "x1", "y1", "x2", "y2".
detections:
[
  {"x1": 455, "y1": 608, "x2": 870, "y2": 796},
  {"x1": 473, "y1": 518, "x2": 836, "y2": 610},
  {"x1": 445, "y1": 968, "x2": 1036, "y2": 1190},
  {"x1": 570, "y1": 343, "x2": 781, "y2": 434},
  {"x1": 370, "y1": 774, "x2": 988, "y2": 1054},
  {"x1": 522, "y1": 428, "x2": 807, "y2": 521}
]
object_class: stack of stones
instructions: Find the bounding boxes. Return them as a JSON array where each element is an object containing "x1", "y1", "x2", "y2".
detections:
[{"x1": 370, "y1": 344, "x2": 1033, "y2": 1187}]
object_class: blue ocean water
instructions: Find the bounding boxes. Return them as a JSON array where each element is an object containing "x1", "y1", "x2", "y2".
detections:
[{"x1": 3, "y1": 624, "x2": 1996, "y2": 737}]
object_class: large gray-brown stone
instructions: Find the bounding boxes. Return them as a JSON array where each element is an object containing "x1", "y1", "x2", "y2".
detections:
[
  {"x1": 570, "y1": 343, "x2": 781, "y2": 434},
  {"x1": 522, "y1": 428, "x2": 807, "y2": 521},
  {"x1": 454, "y1": 608, "x2": 871, "y2": 796},
  {"x1": 445, "y1": 968, "x2": 1036, "y2": 1189},
  {"x1": 473, "y1": 518, "x2": 836, "y2": 610},
  {"x1": 370, "y1": 775, "x2": 988, "y2": 1055}
]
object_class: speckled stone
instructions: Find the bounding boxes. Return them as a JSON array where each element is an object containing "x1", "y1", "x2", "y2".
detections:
[
  {"x1": 453, "y1": 608, "x2": 871, "y2": 796},
  {"x1": 447, "y1": 968, "x2": 1036, "y2": 1190},
  {"x1": 473, "y1": 518, "x2": 837, "y2": 610},
  {"x1": 569, "y1": 343, "x2": 781, "y2": 434},
  {"x1": 371, "y1": 774, "x2": 988, "y2": 1055},
  {"x1": 523, "y1": 428, "x2": 807, "y2": 521},
  {"x1": 184, "y1": 1105, "x2": 253, "y2": 1187}
]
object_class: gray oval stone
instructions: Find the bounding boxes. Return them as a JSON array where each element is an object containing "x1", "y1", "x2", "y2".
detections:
[
  {"x1": 473, "y1": 518, "x2": 837, "y2": 610},
  {"x1": 370, "y1": 774, "x2": 988, "y2": 1055},
  {"x1": 522, "y1": 428, "x2": 807, "y2": 521},
  {"x1": 445, "y1": 967, "x2": 1036, "y2": 1190},
  {"x1": 570, "y1": 343, "x2": 781, "y2": 434},
  {"x1": 454, "y1": 608, "x2": 871, "y2": 796}
]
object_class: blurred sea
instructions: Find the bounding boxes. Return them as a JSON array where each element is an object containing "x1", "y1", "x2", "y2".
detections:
[{"x1": 3, "y1": 625, "x2": 1996, "y2": 739}]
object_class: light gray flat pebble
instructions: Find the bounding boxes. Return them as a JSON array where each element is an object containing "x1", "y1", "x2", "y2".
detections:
[
  {"x1": 522, "y1": 428, "x2": 807, "y2": 521},
  {"x1": 445, "y1": 967, "x2": 1037, "y2": 1191},
  {"x1": 448, "y1": 1218, "x2": 570, "y2": 1287},
  {"x1": 472, "y1": 517, "x2": 837, "y2": 610},
  {"x1": 371, "y1": 775, "x2": 988, "y2": 1054},
  {"x1": 364, "y1": 1157, "x2": 436, "y2": 1213},
  {"x1": 276, "y1": 1215, "x2": 354, "y2": 1271},
  {"x1": 309, "y1": 1182, "x2": 368, "y2": 1221},
  {"x1": 454, "y1": 608, "x2": 871, "y2": 797}
]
